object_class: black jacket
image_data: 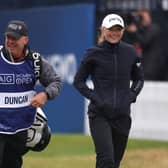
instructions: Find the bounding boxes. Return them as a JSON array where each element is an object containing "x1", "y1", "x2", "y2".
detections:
[
  {"x1": 137, "y1": 24, "x2": 163, "y2": 80},
  {"x1": 123, "y1": 23, "x2": 164, "y2": 80},
  {"x1": 74, "y1": 40, "x2": 144, "y2": 119}
]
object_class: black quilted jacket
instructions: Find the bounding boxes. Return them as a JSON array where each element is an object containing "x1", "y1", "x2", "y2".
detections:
[{"x1": 74, "y1": 40, "x2": 144, "y2": 119}]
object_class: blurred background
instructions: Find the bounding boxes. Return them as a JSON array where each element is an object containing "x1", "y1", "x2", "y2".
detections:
[{"x1": 1, "y1": 0, "x2": 168, "y2": 141}]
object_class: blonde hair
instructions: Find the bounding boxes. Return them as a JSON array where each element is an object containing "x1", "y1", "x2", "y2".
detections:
[{"x1": 97, "y1": 28, "x2": 105, "y2": 44}]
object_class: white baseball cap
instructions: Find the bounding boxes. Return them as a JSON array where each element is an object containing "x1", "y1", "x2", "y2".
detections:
[{"x1": 101, "y1": 14, "x2": 124, "y2": 29}]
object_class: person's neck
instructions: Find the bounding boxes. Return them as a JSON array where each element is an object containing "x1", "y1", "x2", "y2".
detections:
[
  {"x1": 103, "y1": 40, "x2": 120, "y2": 49},
  {"x1": 12, "y1": 52, "x2": 25, "y2": 62},
  {"x1": 13, "y1": 56, "x2": 24, "y2": 62}
]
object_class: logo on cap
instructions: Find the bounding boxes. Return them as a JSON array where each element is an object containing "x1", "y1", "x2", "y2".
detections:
[
  {"x1": 102, "y1": 14, "x2": 124, "y2": 29},
  {"x1": 109, "y1": 18, "x2": 122, "y2": 24},
  {"x1": 8, "y1": 24, "x2": 22, "y2": 31},
  {"x1": 5, "y1": 20, "x2": 28, "y2": 39}
]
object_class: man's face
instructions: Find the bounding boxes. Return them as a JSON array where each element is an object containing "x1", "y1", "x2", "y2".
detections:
[{"x1": 5, "y1": 35, "x2": 29, "y2": 59}]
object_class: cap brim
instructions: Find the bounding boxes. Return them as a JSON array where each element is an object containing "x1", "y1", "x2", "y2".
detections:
[
  {"x1": 5, "y1": 32, "x2": 22, "y2": 39},
  {"x1": 105, "y1": 24, "x2": 124, "y2": 29},
  {"x1": 110, "y1": 24, "x2": 124, "y2": 28}
]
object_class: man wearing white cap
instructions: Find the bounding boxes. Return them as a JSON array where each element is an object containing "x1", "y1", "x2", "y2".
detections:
[{"x1": 74, "y1": 13, "x2": 144, "y2": 168}]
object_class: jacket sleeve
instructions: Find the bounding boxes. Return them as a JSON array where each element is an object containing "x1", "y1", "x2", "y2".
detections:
[
  {"x1": 130, "y1": 52, "x2": 144, "y2": 102},
  {"x1": 39, "y1": 58, "x2": 62, "y2": 100},
  {"x1": 73, "y1": 50, "x2": 95, "y2": 100}
]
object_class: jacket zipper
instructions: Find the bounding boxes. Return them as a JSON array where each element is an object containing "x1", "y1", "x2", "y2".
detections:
[{"x1": 113, "y1": 52, "x2": 117, "y2": 109}]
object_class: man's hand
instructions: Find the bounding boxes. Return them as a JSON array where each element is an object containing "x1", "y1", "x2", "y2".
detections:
[{"x1": 30, "y1": 92, "x2": 48, "y2": 107}]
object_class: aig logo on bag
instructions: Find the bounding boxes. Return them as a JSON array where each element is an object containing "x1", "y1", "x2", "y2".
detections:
[{"x1": 0, "y1": 74, "x2": 14, "y2": 84}]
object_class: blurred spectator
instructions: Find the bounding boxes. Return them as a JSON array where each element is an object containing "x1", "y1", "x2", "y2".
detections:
[
  {"x1": 122, "y1": 12, "x2": 143, "y2": 56},
  {"x1": 123, "y1": 9, "x2": 165, "y2": 81}
]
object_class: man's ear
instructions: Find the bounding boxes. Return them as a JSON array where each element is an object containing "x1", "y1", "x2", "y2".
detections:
[{"x1": 24, "y1": 36, "x2": 29, "y2": 45}]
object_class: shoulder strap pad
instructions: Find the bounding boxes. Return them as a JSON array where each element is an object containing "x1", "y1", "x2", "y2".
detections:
[
  {"x1": 32, "y1": 52, "x2": 42, "y2": 80},
  {"x1": 27, "y1": 51, "x2": 42, "y2": 80}
]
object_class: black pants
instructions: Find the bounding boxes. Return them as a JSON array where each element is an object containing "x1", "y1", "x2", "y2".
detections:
[
  {"x1": 0, "y1": 131, "x2": 29, "y2": 168},
  {"x1": 89, "y1": 115, "x2": 129, "y2": 168}
]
